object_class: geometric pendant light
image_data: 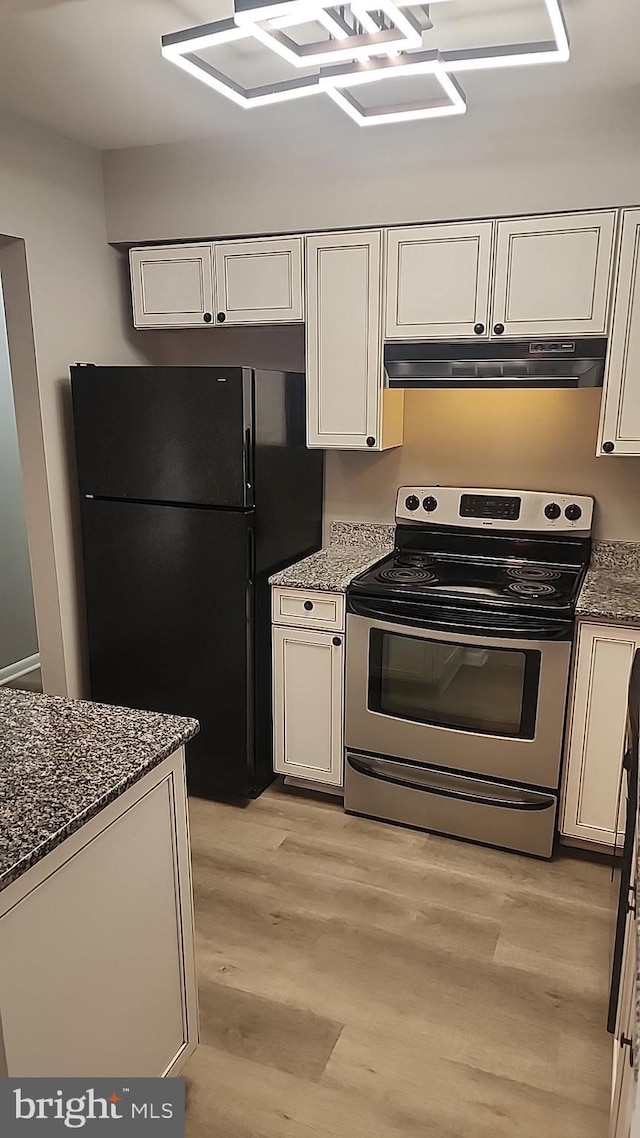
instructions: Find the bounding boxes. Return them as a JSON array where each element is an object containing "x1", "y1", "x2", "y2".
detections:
[{"x1": 161, "y1": 0, "x2": 570, "y2": 126}]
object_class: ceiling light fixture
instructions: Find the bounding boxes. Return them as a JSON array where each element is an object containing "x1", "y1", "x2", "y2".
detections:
[
  {"x1": 161, "y1": 0, "x2": 570, "y2": 125},
  {"x1": 322, "y1": 50, "x2": 466, "y2": 125}
]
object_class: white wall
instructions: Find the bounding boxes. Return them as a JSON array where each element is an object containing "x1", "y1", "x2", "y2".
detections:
[
  {"x1": 0, "y1": 109, "x2": 141, "y2": 697},
  {"x1": 133, "y1": 328, "x2": 640, "y2": 543},
  {"x1": 103, "y1": 81, "x2": 640, "y2": 545},
  {"x1": 325, "y1": 389, "x2": 640, "y2": 542},
  {"x1": 0, "y1": 275, "x2": 37, "y2": 673},
  {"x1": 102, "y1": 88, "x2": 640, "y2": 243}
]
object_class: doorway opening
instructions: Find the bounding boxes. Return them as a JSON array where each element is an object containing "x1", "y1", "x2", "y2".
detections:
[{"x1": 0, "y1": 266, "x2": 40, "y2": 692}]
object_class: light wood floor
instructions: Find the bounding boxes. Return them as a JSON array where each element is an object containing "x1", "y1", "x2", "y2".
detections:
[{"x1": 184, "y1": 782, "x2": 615, "y2": 1138}]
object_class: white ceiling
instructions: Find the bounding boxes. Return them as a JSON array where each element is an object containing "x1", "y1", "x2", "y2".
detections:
[{"x1": 0, "y1": 0, "x2": 638, "y2": 150}]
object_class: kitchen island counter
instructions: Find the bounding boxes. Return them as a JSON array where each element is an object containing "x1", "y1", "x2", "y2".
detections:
[
  {"x1": 0, "y1": 687, "x2": 198, "y2": 891},
  {"x1": 0, "y1": 688, "x2": 199, "y2": 1079}
]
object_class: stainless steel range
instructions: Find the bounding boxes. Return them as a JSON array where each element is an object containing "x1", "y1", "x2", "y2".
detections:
[{"x1": 345, "y1": 486, "x2": 594, "y2": 859}]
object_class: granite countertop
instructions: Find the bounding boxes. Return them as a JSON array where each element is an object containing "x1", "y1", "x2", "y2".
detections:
[
  {"x1": 270, "y1": 521, "x2": 395, "y2": 593},
  {"x1": 577, "y1": 541, "x2": 640, "y2": 624},
  {"x1": 0, "y1": 688, "x2": 198, "y2": 893}
]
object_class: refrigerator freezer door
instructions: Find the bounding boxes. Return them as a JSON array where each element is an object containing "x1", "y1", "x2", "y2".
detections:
[
  {"x1": 80, "y1": 498, "x2": 257, "y2": 797},
  {"x1": 71, "y1": 365, "x2": 253, "y2": 508}
]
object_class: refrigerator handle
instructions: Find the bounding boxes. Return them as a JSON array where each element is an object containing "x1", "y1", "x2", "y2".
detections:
[
  {"x1": 244, "y1": 428, "x2": 254, "y2": 500},
  {"x1": 247, "y1": 527, "x2": 255, "y2": 586}
]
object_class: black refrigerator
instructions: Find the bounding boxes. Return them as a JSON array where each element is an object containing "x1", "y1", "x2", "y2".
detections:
[{"x1": 71, "y1": 364, "x2": 323, "y2": 799}]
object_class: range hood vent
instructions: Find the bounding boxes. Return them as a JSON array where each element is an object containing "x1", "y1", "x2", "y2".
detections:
[{"x1": 384, "y1": 338, "x2": 607, "y2": 389}]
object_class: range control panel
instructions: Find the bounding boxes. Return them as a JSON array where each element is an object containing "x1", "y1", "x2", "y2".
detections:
[{"x1": 396, "y1": 487, "x2": 594, "y2": 533}]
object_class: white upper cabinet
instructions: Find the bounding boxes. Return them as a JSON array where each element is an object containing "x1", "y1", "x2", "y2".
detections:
[
  {"x1": 305, "y1": 230, "x2": 403, "y2": 451},
  {"x1": 213, "y1": 236, "x2": 303, "y2": 325},
  {"x1": 491, "y1": 210, "x2": 617, "y2": 337},
  {"x1": 385, "y1": 222, "x2": 494, "y2": 339},
  {"x1": 561, "y1": 622, "x2": 638, "y2": 847},
  {"x1": 598, "y1": 209, "x2": 640, "y2": 456},
  {"x1": 130, "y1": 244, "x2": 214, "y2": 329}
]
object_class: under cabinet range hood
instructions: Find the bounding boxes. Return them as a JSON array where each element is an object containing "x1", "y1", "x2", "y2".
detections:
[{"x1": 384, "y1": 338, "x2": 608, "y2": 389}]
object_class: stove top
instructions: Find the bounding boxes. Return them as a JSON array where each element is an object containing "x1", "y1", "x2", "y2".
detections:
[
  {"x1": 348, "y1": 486, "x2": 594, "y2": 621},
  {"x1": 351, "y1": 550, "x2": 584, "y2": 614}
]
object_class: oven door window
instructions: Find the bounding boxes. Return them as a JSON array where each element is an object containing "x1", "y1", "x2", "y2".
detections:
[{"x1": 368, "y1": 630, "x2": 540, "y2": 739}]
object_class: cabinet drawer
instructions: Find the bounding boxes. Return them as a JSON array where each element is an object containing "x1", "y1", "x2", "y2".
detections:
[{"x1": 272, "y1": 588, "x2": 345, "y2": 632}]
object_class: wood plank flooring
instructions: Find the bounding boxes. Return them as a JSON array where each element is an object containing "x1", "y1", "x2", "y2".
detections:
[{"x1": 184, "y1": 782, "x2": 615, "y2": 1138}]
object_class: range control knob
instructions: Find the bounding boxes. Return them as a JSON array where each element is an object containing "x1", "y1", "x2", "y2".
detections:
[
  {"x1": 405, "y1": 495, "x2": 420, "y2": 512},
  {"x1": 544, "y1": 503, "x2": 561, "y2": 520},
  {"x1": 565, "y1": 503, "x2": 583, "y2": 522},
  {"x1": 423, "y1": 496, "x2": 438, "y2": 513}
]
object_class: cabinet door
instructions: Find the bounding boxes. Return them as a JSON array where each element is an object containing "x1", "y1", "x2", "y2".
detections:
[
  {"x1": 385, "y1": 222, "x2": 494, "y2": 339},
  {"x1": 213, "y1": 236, "x2": 303, "y2": 324},
  {"x1": 0, "y1": 763, "x2": 193, "y2": 1076},
  {"x1": 272, "y1": 625, "x2": 344, "y2": 787},
  {"x1": 492, "y1": 211, "x2": 617, "y2": 336},
  {"x1": 130, "y1": 244, "x2": 214, "y2": 328},
  {"x1": 562, "y1": 623, "x2": 640, "y2": 845},
  {"x1": 599, "y1": 210, "x2": 640, "y2": 456},
  {"x1": 306, "y1": 230, "x2": 392, "y2": 450}
]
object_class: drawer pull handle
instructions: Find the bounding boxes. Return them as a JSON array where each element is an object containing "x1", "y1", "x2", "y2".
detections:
[
  {"x1": 304, "y1": 601, "x2": 314, "y2": 611},
  {"x1": 332, "y1": 637, "x2": 342, "y2": 647}
]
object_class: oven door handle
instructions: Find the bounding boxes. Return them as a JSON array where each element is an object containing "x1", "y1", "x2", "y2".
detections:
[
  {"x1": 347, "y1": 754, "x2": 556, "y2": 811},
  {"x1": 347, "y1": 597, "x2": 569, "y2": 640}
]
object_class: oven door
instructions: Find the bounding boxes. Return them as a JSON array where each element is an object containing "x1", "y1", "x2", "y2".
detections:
[{"x1": 346, "y1": 597, "x2": 572, "y2": 789}]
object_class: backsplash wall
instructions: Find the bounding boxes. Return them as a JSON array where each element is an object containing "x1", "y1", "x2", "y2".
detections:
[
  {"x1": 326, "y1": 388, "x2": 640, "y2": 542},
  {"x1": 134, "y1": 325, "x2": 640, "y2": 543}
]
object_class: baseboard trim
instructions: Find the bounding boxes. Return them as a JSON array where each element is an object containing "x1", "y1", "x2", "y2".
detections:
[{"x1": 0, "y1": 653, "x2": 40, "y2": 686}]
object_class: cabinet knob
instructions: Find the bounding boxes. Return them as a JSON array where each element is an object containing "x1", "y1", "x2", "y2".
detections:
[
  {"x1": 332, "y1": 637, "x2": 342, "y2": 647},
  {"x1": 217, "y1": 311, "x2": 226, "y2": 323},
  {"x1": 366, "y1": 436, "x2": 376, "y2": 448},
  {"x1": 304, "y1": 600, "x2": 314, "y2": 611},
  {"x1": 602, "y1": 441, "x2": 615, "y2": 453},
  {"x1": 203, "y1": 312, "x2": 212, "y2": 323},
  {"x1": 493, "y1": 323, "x2": 505, "y2": 336},
  {"x1": 473, "y1": 323, "x2": 485, "y2": 335}
]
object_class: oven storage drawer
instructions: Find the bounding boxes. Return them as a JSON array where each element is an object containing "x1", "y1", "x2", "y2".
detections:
[
  {"x1": 345, "y1": 752, "x2": 558, "y2": 858},
  {"x1": 272, "y1": 587, "x2": 345, "y2": 632}
]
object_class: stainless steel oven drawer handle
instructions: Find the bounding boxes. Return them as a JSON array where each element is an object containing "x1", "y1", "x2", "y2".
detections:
[
  {"x1": 347, "y1": 755, "x2": 556, "y2": 811},
  {"x1": 347, "y1": 598, "x2": 565, "y2": 639}
]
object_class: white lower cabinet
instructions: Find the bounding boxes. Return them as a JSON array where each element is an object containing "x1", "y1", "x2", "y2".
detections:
[
  {"x1": 0, "y1": 749, "x2": 198, "y2": 1077},
  {"x1": 562, "y1": 622, "x2": 640, "y2": 846},
  {"x1": 272, "y1": 622, "x2": 344, "y2": 787}
]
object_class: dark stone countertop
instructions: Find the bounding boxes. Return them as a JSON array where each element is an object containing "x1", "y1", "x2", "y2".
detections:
[
  {"x1": 577, "y1": 540, "x2": 640, "y2": 625},
  {"x1": 269, "y1": 521, "x2": 394, "y2": 593},
  {"x1": 0, "y1": 688, "x2": 198, "y2": 893}
]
